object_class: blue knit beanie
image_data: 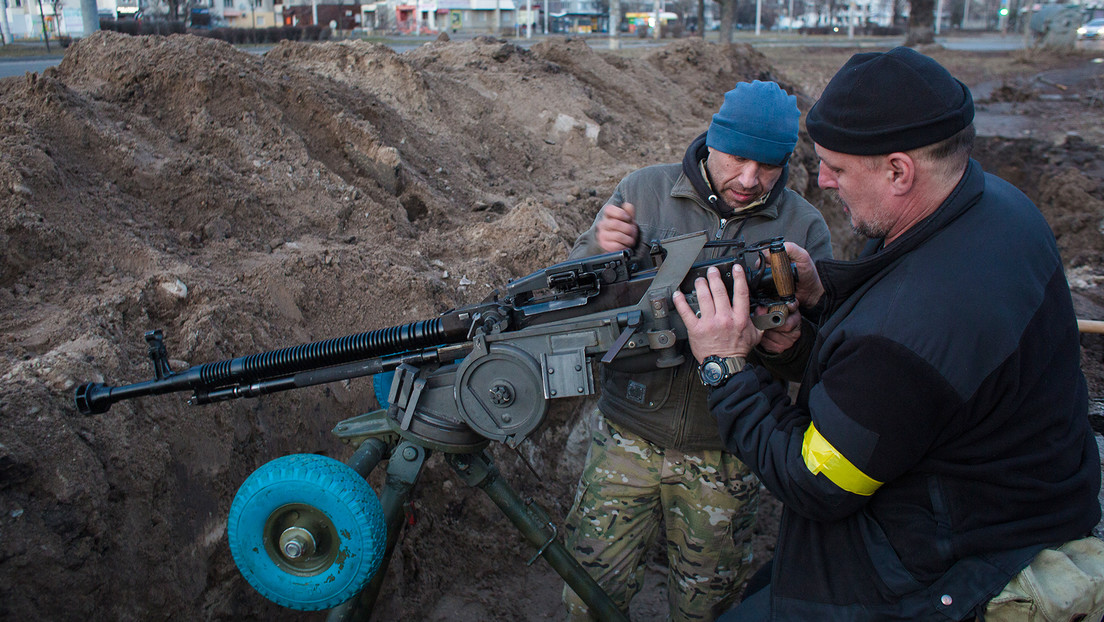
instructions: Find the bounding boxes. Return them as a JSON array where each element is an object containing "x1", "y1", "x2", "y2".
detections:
[{"x1": 706, "y1": 81, "x2": 800, "y2": 167}]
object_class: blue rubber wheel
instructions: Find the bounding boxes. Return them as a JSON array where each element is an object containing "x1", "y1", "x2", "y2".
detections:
[
  {"x1": 227, "y1": 453, "x2": 386, "y2": 611},
  {"x1": 373, "y1": 371, "x2": 395, "y2": 408}
]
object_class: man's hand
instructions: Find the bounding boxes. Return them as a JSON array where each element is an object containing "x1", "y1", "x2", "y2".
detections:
[
  {"x1": 784, "y1": 242, "x2": 825, "y2": 308},
  {"x1": 672, "y1": 265, "x2": 763, "y2": 364},
  {"x1": 757, "y1": 304, "x2": 801, "y2": 354},
  {"x1": 596, "y1": 202, "x2": 638, "y2": 252}
]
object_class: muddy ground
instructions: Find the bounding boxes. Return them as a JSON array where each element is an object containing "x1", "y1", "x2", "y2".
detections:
[{"x1": 1, "y1": 31, "x2": 1103, "y2": 621}]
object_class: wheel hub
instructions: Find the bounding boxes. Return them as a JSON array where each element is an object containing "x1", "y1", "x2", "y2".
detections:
[
  {"x1": 263, "y1": 503, "x2": 338, "y2": 575},
  {"x1": 279, "y1": 526, "x2": 318, "y2": 559}
]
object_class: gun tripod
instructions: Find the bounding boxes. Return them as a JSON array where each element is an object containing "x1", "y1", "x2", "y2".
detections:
[{"x1": 318, "y1": 408, "x2": 627, "y2": 622}]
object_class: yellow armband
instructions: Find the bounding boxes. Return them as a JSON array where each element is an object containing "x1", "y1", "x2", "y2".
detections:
[{"x1": 802, "y1": 423, "x2": 883, "y2": 496}]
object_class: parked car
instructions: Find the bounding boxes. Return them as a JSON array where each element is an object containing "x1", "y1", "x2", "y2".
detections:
[{"x1": 1078, "y1": 18, "x2": 1104, "y2": 39}]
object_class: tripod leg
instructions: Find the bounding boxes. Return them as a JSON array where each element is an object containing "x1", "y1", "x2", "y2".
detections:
[
  {"x1": 327, "y1": 440, "x2": 429, "y2": 622},
  {"x1": 446, "y1": 451, "x2": 629, "y2": 622},
  {"x1": 346, "y1": 437, "x2": 389, "y2": 479}
]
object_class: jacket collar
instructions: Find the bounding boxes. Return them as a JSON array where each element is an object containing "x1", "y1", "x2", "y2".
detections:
[
  {"x1": 681, "y1": 131, "x2": 789, "y2": 219},
  {"x1": 816, "y1": 159, "x2": 985, "y2": 312}
]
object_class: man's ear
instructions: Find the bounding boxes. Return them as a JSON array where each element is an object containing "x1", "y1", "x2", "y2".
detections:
[{"x1": 885, "y1": 152, "x2": 915, "y2": 196}]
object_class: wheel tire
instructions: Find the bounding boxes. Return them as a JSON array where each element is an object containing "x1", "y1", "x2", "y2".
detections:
[
  {"x1": 373, "y1": 370, "x2": 395, "y2": 408},
  {"x1": 228, "y1": 453, "x2": 386, "y2": 611}
]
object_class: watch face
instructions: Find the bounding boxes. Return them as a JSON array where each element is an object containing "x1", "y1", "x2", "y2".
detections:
[{"x1": 701, "y1": 360, "x2": 725, "y2": 386}]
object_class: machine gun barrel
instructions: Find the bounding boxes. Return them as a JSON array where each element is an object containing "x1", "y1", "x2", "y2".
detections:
[
  {"x1": 73, "y1": 250, "x2": 634, "y2": 417},
  {"x1": 75, "y1": 316, "x2": 471, "y2": 416}
]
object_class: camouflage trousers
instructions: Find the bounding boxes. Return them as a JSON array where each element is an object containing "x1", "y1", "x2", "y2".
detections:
[
  {"x1": 562, "y1": 412, "x2": 760, "y2": 622},
  {"x1": 983, "y1": 536, "x2": 1104, "y2": 621}
]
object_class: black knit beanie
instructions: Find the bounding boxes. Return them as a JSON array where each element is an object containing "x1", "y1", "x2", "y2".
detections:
[{"x1": 805, "y1": 47, "x2": 974, "y2": 155}]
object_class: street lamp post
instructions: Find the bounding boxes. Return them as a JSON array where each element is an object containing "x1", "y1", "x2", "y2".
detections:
[
  {"x1": 652, "y1": 0, "x2": 660, "y2": 39},
  {"x1": 0, "y1": 0, "x2": 11, "y2": 44}
]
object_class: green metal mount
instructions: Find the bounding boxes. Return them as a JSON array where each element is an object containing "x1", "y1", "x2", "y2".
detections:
[{"x1": 323, "y1": 426, "x2": 628, "y2": 622}]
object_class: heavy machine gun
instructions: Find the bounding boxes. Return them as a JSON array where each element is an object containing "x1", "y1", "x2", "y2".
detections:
[{"x1": 75, "y1": 231, "x2": 797, "y2": 620}]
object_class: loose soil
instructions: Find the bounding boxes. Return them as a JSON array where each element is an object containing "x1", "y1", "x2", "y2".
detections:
[{"x1": 1, "y1": 31, "x2": 1103, "y2": 621}]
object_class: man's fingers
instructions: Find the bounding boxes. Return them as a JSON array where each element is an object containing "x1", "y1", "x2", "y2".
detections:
[
  {"x1": 755, "y1": 302, "x2": 799, "y2": 332},
  {"x1": 676, "y1": 266, "x2": 763, "y2": 362},
  {"x1": 707, "y1": 267, "x2": 732, "y2": 315},
  {"x1": 666, "y1": 291, "x2": 693, "y2": 329},
  {"x1": 730, "y1": 264, "x2": 751, "y2": 319},
  {"x1": 783, "y1": 241, "x2": 825, "y2": 306},
  {"x1": 759, "y1": 331, "x2": 794, "y2": 354},
  {"x1": 783, "y1": 241, "x2": 807, "y2": 258},
  {"x1": 604, "y1": 203, "x2": 635, "y2": 224},
  {"x1": 596, "y1": 204, "x2": 640, "y2": 252},
  {"x1": 778, "y1": 304, "x2": 801, "y2": 332},
  {"x1": 693, "y1": 275, "x2": 716, "y2": 319},
  {"x1": 600, "y1": 228, "x2": 637, "y2": 250}
]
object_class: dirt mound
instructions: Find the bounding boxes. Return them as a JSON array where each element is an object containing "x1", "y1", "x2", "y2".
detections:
[
  {"x1": 2, "y1": 31, "x2": 1103, "y2": 621},
  {"x1": 0, "y1": 32, "x2": 799, "y2": 621},
  {"x1": 983, "y1": 78, "x2": 1039, "y2": 103}
]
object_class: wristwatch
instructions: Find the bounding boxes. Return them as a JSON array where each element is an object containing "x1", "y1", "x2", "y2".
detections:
[{"x1": 698, "y1": 355, "x2": 746, "y2": 387}]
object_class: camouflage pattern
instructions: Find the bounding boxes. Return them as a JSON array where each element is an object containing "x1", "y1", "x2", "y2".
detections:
[
  {"x1": 562, "y1": 412, "x2": 760, "y2": 622},
  {"x1": 983, "y1": 536, "x2": 1104, "y2": 622}
]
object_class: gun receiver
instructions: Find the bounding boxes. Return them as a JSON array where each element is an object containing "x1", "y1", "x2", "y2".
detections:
[{"x1": 75, "y1": 232, "x2": 797, "y2": 447}]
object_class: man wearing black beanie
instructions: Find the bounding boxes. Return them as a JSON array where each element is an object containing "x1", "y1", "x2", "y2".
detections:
[
  {"x1": 562, "y1": 81, "x2": 833, "y2": 622},
  {"x1": 675, "y1": 47, "x2": 1104, "y2": 621}
]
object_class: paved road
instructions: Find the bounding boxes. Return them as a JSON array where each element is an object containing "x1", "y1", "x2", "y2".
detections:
[{"x1": 0, "y1": 57, "x2": 65, "y2": 79}]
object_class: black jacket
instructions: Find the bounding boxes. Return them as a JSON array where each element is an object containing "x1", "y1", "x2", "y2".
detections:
[{"x1": 710, "y1": 160, "x2": 1101, "y2": 620}]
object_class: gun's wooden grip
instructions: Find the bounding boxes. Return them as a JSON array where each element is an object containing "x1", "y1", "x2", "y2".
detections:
[
  {"x1": 768, "y1": 243, "x2": 795, "y2": 299},
  {"x1": 1078, "y1": 319, "x2": 1104, "y2": 334}
]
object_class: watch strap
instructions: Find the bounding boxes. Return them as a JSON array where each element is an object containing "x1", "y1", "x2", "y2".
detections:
[{"x1": 717, "y1": 356, "x2": 745, "y2": 376}]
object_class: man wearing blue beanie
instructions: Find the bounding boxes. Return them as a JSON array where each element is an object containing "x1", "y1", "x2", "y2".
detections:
[
  {"x1": 562, "y1": 80, "x2": 832, "y2": 621},
  {"x1": 678, "y1": 47, "x2": 1104, "y2": 621}
]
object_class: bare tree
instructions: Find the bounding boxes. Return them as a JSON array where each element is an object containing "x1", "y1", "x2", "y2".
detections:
[
  {"x1": 893, "y1": 0, "x2": 906, "y2": 26},
  {"x1": 905, "y1": 0, "x2": 935, "y2": 44},
  {"x1": 826, "y1": 0, "x2": 842, "y2": 27},
  {"x1": 715, "y1": 0, "x2": 737, "y2": 42}
]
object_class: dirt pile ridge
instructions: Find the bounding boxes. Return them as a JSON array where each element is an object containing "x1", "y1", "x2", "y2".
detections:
[
  {"x1": 0, "y1": 31, "x2": 801, "y2": 621},
  {"x1": 1, "y1": 31, "x2": 1104, "y2": 621}
]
